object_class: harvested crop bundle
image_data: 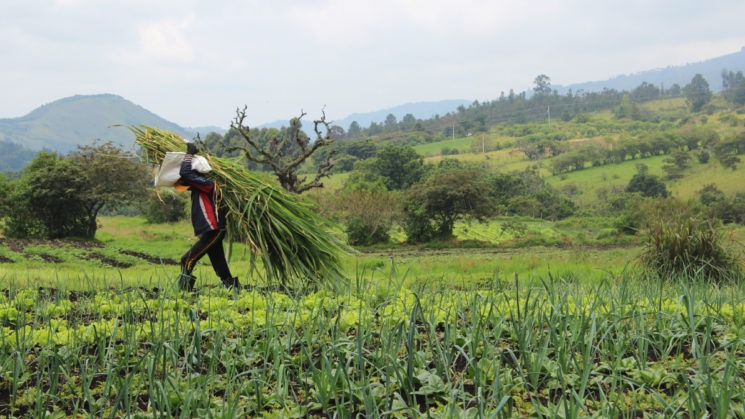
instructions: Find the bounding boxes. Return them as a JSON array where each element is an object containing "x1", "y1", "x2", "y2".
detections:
[{"x1": 129, "y1": 125, "x2": 348, "y2": 289}]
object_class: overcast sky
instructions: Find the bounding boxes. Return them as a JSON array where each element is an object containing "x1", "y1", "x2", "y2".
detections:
[{"x1": 2, "y1": 0, "x2": 743, "y2": 128}]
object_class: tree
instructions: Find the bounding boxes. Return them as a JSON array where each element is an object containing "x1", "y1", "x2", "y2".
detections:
[
  {"x1": 4, "y1": 143, "x2": 148, "y2": 239},
  {"x1": 400, "y1": 113, "x2": 419, "y2": 132},
  {"x1": 722, "y1": 70, "x2": 745, "y2": 105},
  {"x1": 71, "y1": 142, "x2": 149, "y2": 238},
  {"x1": 373, "y1": 145, "x2": 425, "y2": 190},
  {"x1": 533, "y1": 74, "x2": 552, "y2": 95},
  {"x1": 384, "y1": 113, "x2": 398, "y2": 132},
  {"x1": 489, "y1": 168, "x2": 576, "y2": 220},
  {"x1": 4, "y1": 152, "x2": 88, "y2": 239},
  {"x1": 403, "y1": 167, "x2": 495, "y2": 241},
  {"x1": 0, "y1": 172, "x2": 9, "y2": 215},
  {"x1": 683, "y1": 74, "x2": 712, "y2": 112},
  {"x1": 347, "y1": 121, "x2": 362, "y2": 137},
  {"x1": 626, "y1": 172, "x2": 668, "y2": 198},
  {"x1": 714, "y1": 133, "x2": 745, "y2": 170},
  {"x1": 329, "y1": 125, "x2": 345, "y2": 140},
  {"x1": 345, "y1": 140, "x2": 378, "y2": 160},
  {"x1": 229, "y1": 107, "x2": 335, "y2": 193},
  {"x1": 630, "y1": 81, "x2": 661, "y2": 102},
  {"x1": 613, "y1": 94, "x2": 642, "y2": 119},
  {"x1": 698, "y1": 183, "x2": 725, "y2": 207},
  {"x1": 662, "y1": 150, "x2": 691, "y2": 180}
]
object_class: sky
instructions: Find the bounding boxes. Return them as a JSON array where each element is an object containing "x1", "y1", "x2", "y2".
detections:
[{"x1": 2, "y1": 0, "x2": 744, "y2": 129}]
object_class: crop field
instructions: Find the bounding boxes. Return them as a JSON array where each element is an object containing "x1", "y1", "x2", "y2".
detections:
[{"x1": 2, "y1": 217, "x2": 745, "y2": 417}]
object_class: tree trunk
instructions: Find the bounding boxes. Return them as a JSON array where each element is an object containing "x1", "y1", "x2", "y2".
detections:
[{"x1": 86, "y1": 216, "x2": 97, "y2": 239}]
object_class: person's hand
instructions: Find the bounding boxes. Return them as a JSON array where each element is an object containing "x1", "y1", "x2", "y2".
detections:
[{"x1": 186, "y1": 142, "x2": 199, "y2": 155}]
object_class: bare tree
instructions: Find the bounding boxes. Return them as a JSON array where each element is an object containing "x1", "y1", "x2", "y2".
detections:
[{"x1": 229, "y1": 106, "x2": 335, "y2": 193}]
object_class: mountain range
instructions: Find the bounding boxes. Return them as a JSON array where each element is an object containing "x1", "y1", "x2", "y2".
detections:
[
  {"x1": 554, "y1": 46, "x2": 745, "y2": 94},
  {"x1": 0, "y1": 46, "x2": 744, "y2": 171}
]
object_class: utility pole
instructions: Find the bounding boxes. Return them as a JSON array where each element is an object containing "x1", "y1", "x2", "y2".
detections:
[{"x1": 547, "y1": 106, "x2": 551, "y2": 127}]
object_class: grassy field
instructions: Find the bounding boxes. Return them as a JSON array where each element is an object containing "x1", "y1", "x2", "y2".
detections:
[
  {"x1": 0, "y1": 216, "x2": 637, "y2": 290},
  {"x1": 4, "y1": 98, "x2": 745, "y2": 416},
  {"x1": 2, "y1": 216, "x2": 745, "y2": 417}
]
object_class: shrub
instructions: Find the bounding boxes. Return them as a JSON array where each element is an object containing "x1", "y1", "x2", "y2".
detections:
[
  {"x1": 318, "y1": 187, "x2": 399, "y2": 246},
  {"x1": 626, "y1": 172, "x2": 668, "y2": 198},
  {"x1": 345, "y1": 216, "x2": 390, "y2": 246},
  {"x1": 138, "y1": 189, "x2": 188, "y2": 223},
  {"x1": 402, "y1": 207, "x2": 438, "y2": 243},
  {"x1": 639, "y1": 215, "x2": 741, "y2": 283},
  {"x1": 4, "y1": 154, "x2": 88, "y2": 239}
]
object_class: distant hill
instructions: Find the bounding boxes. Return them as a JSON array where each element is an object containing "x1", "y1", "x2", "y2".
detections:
[
  {"x1": 259, "y1": 99, "x2": 473, "y2": 133},
  {"x1": 0, "y1": 94, "x2": 193, "y2": 154},
  {"x1": 558, "y1": 47, "x2": 745, "y2": 94}
]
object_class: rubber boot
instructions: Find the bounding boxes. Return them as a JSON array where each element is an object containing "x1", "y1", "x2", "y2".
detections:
[
  {"x1": 178, "y1": 272, "x2": 196, "y2": 291},
  {"x1": 221, "y1": 277, "x2": 241, "y2": 290}
]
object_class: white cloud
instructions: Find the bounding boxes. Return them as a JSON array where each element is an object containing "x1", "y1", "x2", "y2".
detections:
[
  {"x1": 1, "y1": 0, "x2": 744, "y2": 127},
  {"x1": 137, "y1": 16, "x2": 196, "y2": 63}
]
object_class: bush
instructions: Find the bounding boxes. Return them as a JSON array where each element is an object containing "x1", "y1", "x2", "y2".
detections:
[
  {"x1": 138, "y1": 189, "x2": 188, "y2": 223},
  {"x1": 639, "y1": 215, "x2": 741, "y2": 283},
  {"x1": 402, "y1": 207, "x2": 438, "y2": 243},
  {"x1": 317, "y1": 187, "x2": 399, "y2": 246},
  {"x1": 4, "y1": 155, "x2": 88, "y2": 239},
  {"x1": 345, "y1": 216, "x2": 390, "y2": 246},
  {"x1": 626, "y1": 172, "x2": 668, "y2": 198}
]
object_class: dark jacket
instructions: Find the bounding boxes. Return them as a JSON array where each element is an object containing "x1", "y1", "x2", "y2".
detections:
[{"x1": 180, "y1": 154, "x2": 226, "y2": 236}]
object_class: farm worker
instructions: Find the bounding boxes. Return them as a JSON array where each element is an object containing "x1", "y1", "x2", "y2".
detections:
[{"x1": 176, "y1": 142, "x2": 240, "y2": 291}]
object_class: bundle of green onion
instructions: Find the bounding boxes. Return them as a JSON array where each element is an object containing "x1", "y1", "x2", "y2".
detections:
[{"x1": 129, "y1": 125, "x2": 348, "y2": 289}]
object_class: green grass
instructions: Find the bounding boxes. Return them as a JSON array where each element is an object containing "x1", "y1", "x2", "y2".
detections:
[
  {"x1": 2, "y1": 216, "x2": 637, "y2": 290},
  {"x1": 547, "y1": 155, "x2": 668, "y2": 206},
  {"x1": 412, "y1": 136, "x2": 478, "y2": 157}
]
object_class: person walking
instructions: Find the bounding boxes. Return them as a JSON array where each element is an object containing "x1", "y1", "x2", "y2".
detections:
[{"x1": 177, "y1": 142, "x2": 239, "y2": 291}]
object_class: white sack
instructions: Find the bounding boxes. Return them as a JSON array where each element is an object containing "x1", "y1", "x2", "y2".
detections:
[
  {"x1": 192, "y1": 155, "x2": 212, "y2": 173},
  {"x1": 154, "y1": 152, "x2": 212, "y2": 187}
]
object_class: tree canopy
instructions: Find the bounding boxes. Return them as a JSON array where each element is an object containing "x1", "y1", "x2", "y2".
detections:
[
  {"x1": 3, "y1": 143, "x2": 148, "y2": 239},
  {"x1": 626, "y1": 172, "x2": 669, "y2": 198},
  {"x1": 373, "y1": 145, "x2": 425, "y2": 190},
  {"x1": 683, "y1": 74, "x2": 712, "y2": 112},
  {"x1": 403, "y1": 165, "x2": 495, "y2": 242}
]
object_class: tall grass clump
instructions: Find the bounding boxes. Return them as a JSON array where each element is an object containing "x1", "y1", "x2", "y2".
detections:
[
  {"x1": 128, "y1": 125, "x2": 349, "y2": 290},
  {"x1": 639, "y1": 213, "x2": 742, "y2": 283}
]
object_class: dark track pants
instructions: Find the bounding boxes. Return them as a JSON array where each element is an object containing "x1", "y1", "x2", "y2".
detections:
[{"x1": 180, "y1": 229, "x2": 232, "y2": 280}]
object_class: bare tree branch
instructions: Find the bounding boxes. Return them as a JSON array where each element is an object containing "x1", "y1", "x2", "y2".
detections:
[{"x1": 228, "y1": 106, "x2": 336, "y2": 193}]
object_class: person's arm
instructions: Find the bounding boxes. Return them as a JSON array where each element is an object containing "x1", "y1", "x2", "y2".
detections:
[{"x1": 180, "y1": 144, "x2": 213, "y2": 192}]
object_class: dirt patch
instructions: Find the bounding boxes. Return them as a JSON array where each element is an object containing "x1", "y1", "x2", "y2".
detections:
[
  {"x1": 120, "y1": 250, "x2": 179, "y2": 265},
  {"x1": 0, "y1": 237, "x2": 181, "y2": 268},
  {"x1": 82, "y1": 252, "x2": 134, "y2": 268},
  {"x1": 34, "y1": 253, "x2": 64, "y2": 264},
  {"x1": 0, "y1": 238, "x2": 103, "y2": 253}
]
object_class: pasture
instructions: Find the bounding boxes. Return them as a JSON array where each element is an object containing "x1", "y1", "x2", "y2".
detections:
[{"x1": 2, "y1": 216, "x2": 745, "y2": 417}]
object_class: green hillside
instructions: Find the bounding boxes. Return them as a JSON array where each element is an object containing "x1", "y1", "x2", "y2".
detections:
[
  {"x1": 0, "y1": 94, "x2": 190, "y2": 153},
  {"x1": 306, "y1": 92, "x2": 745, "y2": 249},
  {"x1": 342, "y1": 97, "x2": 745, "y2": 209}
]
